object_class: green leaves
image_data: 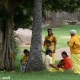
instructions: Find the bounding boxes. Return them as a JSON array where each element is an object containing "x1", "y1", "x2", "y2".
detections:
[
  {"x1": 42, "y1": 0, "x2": 80, "y2": 12},
  {"x1": 14, "y1": 11, "x2": 32, "y2": 29},
  {"x1": 0, "y1": 8, "x2": 10, "y2": 20},
  {"x1": 0, "y1": 0, "x2": 80, "y2": 31}
]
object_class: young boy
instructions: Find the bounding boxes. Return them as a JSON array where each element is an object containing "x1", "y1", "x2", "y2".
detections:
[
  {"x1": 57, "y1": 51, "x2": 73, "y2": 70},
  {"x1": 42, "y1": 40, "x2": 55, "y2": 64},
  {"x1": 20, "y1": 49, "x2": 29, "y2": 72},
  {"x1": 45, "y1": 50, "x2": 64, "y2": 72}
]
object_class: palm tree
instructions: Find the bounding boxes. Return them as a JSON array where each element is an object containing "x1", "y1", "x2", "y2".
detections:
[{"x1": 26, "y1": 0, "x2": 44, "y2": 71}]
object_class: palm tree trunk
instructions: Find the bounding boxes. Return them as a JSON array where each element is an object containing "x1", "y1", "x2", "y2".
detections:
[{"x1": 26, "y1": 0, "x2": 44, "y2": 71}]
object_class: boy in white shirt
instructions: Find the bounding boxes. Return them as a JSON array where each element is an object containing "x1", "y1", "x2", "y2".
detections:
[{"x1": 45, "y1": 50, "x2": 63, "y2": 72}]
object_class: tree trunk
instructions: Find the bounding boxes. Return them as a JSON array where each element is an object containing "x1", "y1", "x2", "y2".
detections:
[
  {"x1": 0, "y1": 31, "x2": 2, "y2": 59},
  {"x1": 26, "y1": 0, "x2": 44, "y2": 71},
  {"x1": 1, "y1": 18, "x2": 14, "y2": 71}
]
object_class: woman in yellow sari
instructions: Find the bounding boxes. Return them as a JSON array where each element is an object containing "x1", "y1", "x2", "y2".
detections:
[
  {"x1": 67, "y1": 29, "x2": 80, "y2": 74},
  {"x1": 43, "y1": 28, "x2": 57, "y2": 64}
]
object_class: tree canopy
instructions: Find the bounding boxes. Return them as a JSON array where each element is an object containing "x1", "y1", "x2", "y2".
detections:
[{"x1": 0, "y1": 0, "x2": 80, "y2": 31}]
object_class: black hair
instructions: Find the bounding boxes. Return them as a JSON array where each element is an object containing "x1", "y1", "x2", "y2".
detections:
[
  {"x1": 46, "y1": 50, "x2": 52, "y2": 55},
  {"x1": 47, "y1": 28, "x2": 53, "y2": 35},
  {"x1": 47, "y1": 28, "x2": 52, "y2": 31},
  {"x1": 61, "y1": 51, "x2": 68, "y2": 57},
  {"x1": 23, "y1": 49, "x2": 29, "y2": 55},
  {"x1": 45, "y1": 40, "x2": 51, "y2": 44}
]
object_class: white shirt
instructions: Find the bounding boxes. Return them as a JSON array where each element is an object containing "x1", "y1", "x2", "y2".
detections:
[{"x1": 45, "y1": 55, "x2": 53, "y2": 72}]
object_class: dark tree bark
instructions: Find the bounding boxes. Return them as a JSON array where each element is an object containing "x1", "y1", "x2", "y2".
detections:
[
  {"x1": 26, "y1": 0, "x2": 44, "y2": 71},
  {"x1": 0, "y1": 30, "x2": 2, "y2": 59},
  {"x1": 1, "y1": 18, "x2": 14, "y2": 71},
  {"x1": 1, "y1": 0, "x2": 15, "y2": 70},
  {"x1": 1, "y1": 0, "x2": 27, "y2": 71}
]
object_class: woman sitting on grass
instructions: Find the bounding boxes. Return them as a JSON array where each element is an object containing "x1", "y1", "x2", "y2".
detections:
[
  {"x1": 20, "y1": 49, "x2": 29, "y2": 72},
  {"x1": 57, "y1": 51, "x2": 73, "y2": 70}
]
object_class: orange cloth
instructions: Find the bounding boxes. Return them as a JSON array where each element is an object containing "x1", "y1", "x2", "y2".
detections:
[
  {"x1": 68, "y1": 35, "x2": 80, "y2": 54},
  {"x1": 57, "y1": 57, "x2": 73, "y2": 70},
  {"x1": 63, "y1": 57, "x2": 73, "y2": 70}
]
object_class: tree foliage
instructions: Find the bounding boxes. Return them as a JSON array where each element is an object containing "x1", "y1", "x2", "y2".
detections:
[
  {"x1": 0, "y1": 0, "x2": 80, "y2": 31},
  {"x1": 43, "y1": 0, "x2": 80, "y2": 12}
]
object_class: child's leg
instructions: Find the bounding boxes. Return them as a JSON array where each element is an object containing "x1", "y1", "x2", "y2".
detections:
[
  {"x1": 22, "y1": 65, "x2": 26, "y2": 72},
  {"x1": 23, "y1": 62, "x2": 27, "y2": 71},
  {"x1": 20, "y1": 64, "x2": 23, "y2": 71}
]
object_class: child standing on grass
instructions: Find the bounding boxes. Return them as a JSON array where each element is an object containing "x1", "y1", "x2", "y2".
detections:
[
  {"x1": 20, "y1": 49, "x2": 29, "y2": 72},
  {"x1": 42, "y1": 40, "x2": 55, "y2": 64},
  {"x1": 57, "y1": 51, "x2": 73, "y2": 70},
  {"x1": 45, "y1": 50, "x2": 64, "y2": 72}
]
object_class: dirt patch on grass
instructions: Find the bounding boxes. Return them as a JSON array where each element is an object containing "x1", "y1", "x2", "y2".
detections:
[
  {"x1": 55, "y1": 47, "x2": 71, "y2": 60},
  {"x1": 59, "y1": 36, "x2": 70, "y2": 39}
]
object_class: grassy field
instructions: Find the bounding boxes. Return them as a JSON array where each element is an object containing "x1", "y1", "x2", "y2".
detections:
[
  {"x1": 0, "y1": 25, "x2": 80, "y2": 80},
  {"x1": 0, "y1": 70, "x2": 80, "y2": 80}
]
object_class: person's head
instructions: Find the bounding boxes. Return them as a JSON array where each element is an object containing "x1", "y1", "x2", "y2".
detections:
[
  {"x1": 47, "y1": 28, "x2": 53, "y2": 36},
  {"x1": 45, "y1": 40, "x2": 51, "y2": 46},
  {"x1": 61, "y1": 51, "x2": 68, "y2": 58},
  {"x1": 23, "y1": 49, "x2": 29, "y2": 56},
  {"x1": 70, "y1": 29, "x2": 77, "y2": 36},
  {"x1": 46, "y1": 50, "x2": 52, "y2": 57}
]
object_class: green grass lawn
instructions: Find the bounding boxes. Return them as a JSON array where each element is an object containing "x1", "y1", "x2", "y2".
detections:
[
  {"x1": 0, "y1": 25, "x2": 80, "y2": 80},
  {"x1": 0, "y1": 68, "x2": 80, "y2": 80}
]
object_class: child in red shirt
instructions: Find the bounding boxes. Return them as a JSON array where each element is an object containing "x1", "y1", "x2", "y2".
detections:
[{"x1": 57, "y1": 51, "x2": 73, "y2": 70}]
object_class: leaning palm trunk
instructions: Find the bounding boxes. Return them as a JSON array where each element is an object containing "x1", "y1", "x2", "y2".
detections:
[{"x1": 26, "y1": 0, "x2": 44, "y2": 71}]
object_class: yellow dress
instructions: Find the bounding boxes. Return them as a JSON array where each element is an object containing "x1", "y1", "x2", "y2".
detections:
[
  {"x1": 44, "y1": 35, "x2": 56, "y2": 64},
  {"x1": 45, "y1": 45, "x2": 55, "y2": 64},
  {"x1": 68, "y1": 35, "x2": 80, "y2": 74},
  {"x1": 68, "y1": 35, "x2": 80, "y2": 54}
]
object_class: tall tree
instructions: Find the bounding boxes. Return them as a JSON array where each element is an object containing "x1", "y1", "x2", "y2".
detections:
[
  {"x1": 0, "y1": 0, "x2": 27, "y2": 70},
  {"x1": 1, "y1": 0, "x2": 15, "y2": 70},
  {"x1": 26, "y1": 0, "x2": 44, "y2": 71}
]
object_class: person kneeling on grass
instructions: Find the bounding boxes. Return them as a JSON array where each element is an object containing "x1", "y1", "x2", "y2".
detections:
[
  {"x1": 57, "y1": 51, "x2": 73, "y2": 70},
  {"x1": 44, "y1": 50, "x2": 64, "y2": 72},
  {"x1": 20, "y1": 49, "x2": 29, "y2": 72}
]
